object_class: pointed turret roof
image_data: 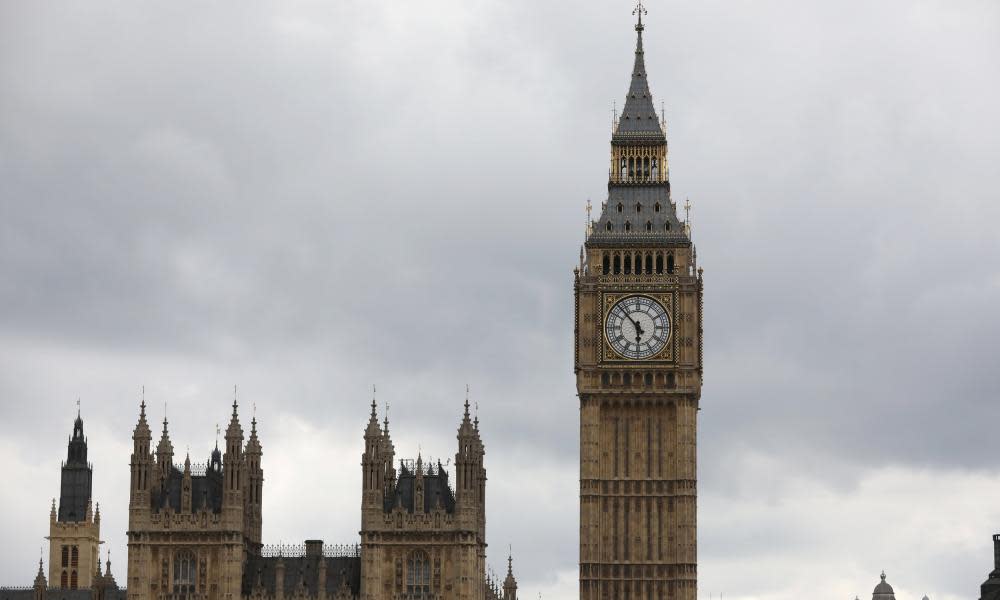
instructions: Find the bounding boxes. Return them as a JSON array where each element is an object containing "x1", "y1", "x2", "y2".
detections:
[
  {"x1": 157, "y1": 416, "x2": 173, "y2": 457},
  {"x1": 365, "y1": 398, "x2": 381, "y2": 438},
  {"x1": 614, "y1": 5, "x2": 664, "y2": 141},
  {"x1": 246, "y1": 414, "x2": 262, "y2": 454},
  {"x1": 134, "y1": 399, "x2": 151, "y2": 440},
  {"x1": 34, "y1": 556, "x2": 47, "y2": 588}
]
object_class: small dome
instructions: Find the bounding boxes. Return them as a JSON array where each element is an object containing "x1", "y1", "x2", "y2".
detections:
[{"x1": 873, "y1": 571, "x2": 895, "y2": 600}]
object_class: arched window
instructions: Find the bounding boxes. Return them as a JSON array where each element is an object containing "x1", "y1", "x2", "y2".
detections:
[
  {"x1": 61, "y1": 546, "x2": 69, "y2": 568},
  {"x1": 652, "y1": 158, "x2": 659, "y2": 180},
  {"x1": 406, "y1": 551, "x2": 431, "y2": 598},
  {"x1": 602, "y1": 255, "x2": 610, "y2": 275},
  {"x1": 644, "y1": 373, "x2": 653, "y2": 386},
  {"x1": 617, "y1": 203, "x2": 623, "y2": 213},
  {"x1": 619, "y1": 157, "x2": 626, "y2": 179},
  {"x1": 624, "y1": 254, "x2": 632, "y2": 275},
  {"x1": 636, "y1": 203, "x2": 642, "y2": 213},
  {"x1": 645, "y1": 255, "x2": 653, "y2": 273},
  {"x1": 173, "y1": 550, "x2": 197, "y2": 596},
  {"x1": 645, "y1": 221, "x2": 652, "y2": 232},
  {"x1": 601, "y1": 373, "x2": 610, "y2": 386},
  {"x1": 655, "y1": 255, "x2": 663, "y2": 274},
  {"x1": 613, "y1": 255, "x2": 621, "y2": 275},
  {"x1": 655, "y1": 202, "x2": 661, "y2": 213},
  {"x1": 665, "y1": 222, "x2": 671, "y2": 232},
  {"x1": 643, "y1": 156, "x2": 650, "y2": 179},
  {"x1": 628, "y1": 157, "x2": 635, "y2": 179},
  {"x1": 60, "y1": 572, "x2": 67, "y2": 588},
  {"x1": 624, "y1": 221, "x2": 631, "y2": 232},
  {"x1": 667, "y1": 255, "x2": 675, "y2": 274},
  {"x1": 70, "y1": 547, "x2": 78, "y2": 568},
  {"x1": 667, "y1": 373, "x2": 676, "y2": 389},
  {"x1": 606, "y1": 222, "x2": 612, "y2": 232},
  {"x1": 70, "y1": 571, "x2": 77, "y2": 590}
]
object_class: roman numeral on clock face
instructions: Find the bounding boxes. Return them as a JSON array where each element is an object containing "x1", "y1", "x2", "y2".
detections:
[{"x1": 605, "y1": 295, "x2": 671, "y2": 360}]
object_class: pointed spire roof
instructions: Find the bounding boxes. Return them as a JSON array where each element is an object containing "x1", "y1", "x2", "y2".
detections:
[
  {"x1": 225, "y1": 389, "x2": 243, "y2": 441},
  {"x1": 614, "y1": 3, "x2": 664, "y2": 140},
  {"x1": 365, "y1": 389, "x2": 382, "y2": 438},
  {"x1": 504, "y1": 549, "x2": 517, "y2": 591},
  {"x1": 134, "y1": 396, "x2": 151, "y2": 440},
  {"x1": 34, "y1": 555, "x2": 47, "y2": 588},
  {"x1": 246, "y1": 413, "x2": 262, "y2": 454},
  {"x1": 156, "y1": 415, "x2": 173, "y2": 456}
]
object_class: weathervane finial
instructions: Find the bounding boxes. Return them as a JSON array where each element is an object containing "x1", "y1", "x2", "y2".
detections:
[{"x1": 633, "y1": 0, "x2": 647, "y2": 29}]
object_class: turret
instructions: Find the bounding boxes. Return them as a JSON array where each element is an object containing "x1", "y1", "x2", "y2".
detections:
[
  {"x1": 155, "y1": 416, "x2": 173, "y2": 482},
  {"x1": 503, "y1": 553, "x2": 518, "y2": 600},
  {"x1": 59, "y1": 409, "x2": 93, "y2": 522},
  {"x1": 130, "y1": 400, "x2": 152, "y2": 503},
  {"x1": 361, "y1": 399, "x2": 384, "y2": 509},
  {"x1": 222, "y1": 400, "x2": 243, "y2": 496},
  {"x1": 34, "y1": 557, "x2": 47, "y2": 600},
  {"x1": 414, "y1": 453, "x2": 425, "y2": 515},
  {"x1": 245, "y1": 413, "x2": 264, "y2": 552},
  {"x1": 48, "y1": 406, "x2": 102, "y2": 589},
  {"x1": 455, "y1": 395, "x2": 486, "y2": 533},
  {"x1": 181, "y1": 452, "x2": 192, "y2": 513}
]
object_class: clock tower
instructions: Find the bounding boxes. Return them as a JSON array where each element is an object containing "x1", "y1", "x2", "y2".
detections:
[{"x1": 574, "y1": 6, "x2": 702, "y2": 600}]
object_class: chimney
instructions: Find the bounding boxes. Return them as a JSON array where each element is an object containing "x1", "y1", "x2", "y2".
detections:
[
  {"x1": 305, "y1": 540, "x2": 323, "y2": 559},
  {"x1": 993, "y1": 534, "x2": 1000, "y2": 572}
]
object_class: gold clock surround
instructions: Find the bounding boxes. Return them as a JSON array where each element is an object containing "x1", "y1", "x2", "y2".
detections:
[{"x1": 601, "y1": 291, "x2": 675, "y2": 363}]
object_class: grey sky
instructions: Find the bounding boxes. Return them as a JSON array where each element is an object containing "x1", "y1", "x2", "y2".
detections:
[{"x1": 1, "y1": 1, "x2": 999, "y2": 599}]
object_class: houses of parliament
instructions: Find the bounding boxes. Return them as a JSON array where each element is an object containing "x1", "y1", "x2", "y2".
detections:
[{"x1": 3, "y1": 5, "x2": 998, "y2": 600}]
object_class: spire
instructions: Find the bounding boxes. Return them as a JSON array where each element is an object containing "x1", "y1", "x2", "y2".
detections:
[
  {"x1": 134, "y1": 393, "x2": 151, "y2": 442},
  {"x1": 365, "y1": 386, "x2": 381, "y2": 438},
  {"x1": 225, "y1": 387, "x2": 243, "y2": 443},
  {"x1": 246, "y1": 411, "x2": 261, "y2": 454},
  {"x1": 464, "y1": 384, "x2": 471, "y2": 420},
  {"x1": 156, "y1": 415, "x2": 173, "y2": 458},
  {"x1": 615, "y1": 1, "x2": 663, "y2": 138},
  {"x1": 34, "y1": 554, "x2": 47, "y2": 589},
  {"x1": 61, "y1": 405, "x2": 93, "y2": 521}
]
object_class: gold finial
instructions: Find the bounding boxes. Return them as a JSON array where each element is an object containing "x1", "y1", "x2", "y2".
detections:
[{"x1": 633, "y1": 0, "x2": 647, "y2": 28}]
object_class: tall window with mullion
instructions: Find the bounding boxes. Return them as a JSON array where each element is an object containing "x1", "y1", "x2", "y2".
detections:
[{"x1": 405, "y1": 550, "x2": 431, "y2": 598}]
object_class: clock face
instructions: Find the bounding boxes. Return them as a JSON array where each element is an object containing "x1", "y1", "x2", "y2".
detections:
[{"x1": 605, "y1": 295, "x2": 671, "y2": 360}]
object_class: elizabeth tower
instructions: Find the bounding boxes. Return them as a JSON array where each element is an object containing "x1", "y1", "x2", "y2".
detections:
[{"x1": 574, "y1": 6, "x2": 702, "y2": 600}]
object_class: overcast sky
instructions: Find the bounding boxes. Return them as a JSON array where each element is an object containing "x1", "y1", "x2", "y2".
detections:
[{"x1": 2, "y1": 1, "x2": 999, "y2": 599}]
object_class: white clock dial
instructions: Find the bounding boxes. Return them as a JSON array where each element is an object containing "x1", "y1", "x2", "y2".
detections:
[{"x1": 605, "y1": 295, "x2": 671, "y2": 360}]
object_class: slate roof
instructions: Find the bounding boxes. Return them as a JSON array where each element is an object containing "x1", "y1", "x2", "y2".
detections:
[
  {"x1": 59, "y1": 415, "x2": 92, "y2": 522},
  {"x1": 242, "y1": 556, "x2": 360, "y2": 598},
  {"x1": 588, "y1": 185, "x2": 688, "y2": 247},
  {"x1": 587, "y1": 15, "x2": 690, "y2": 249},
  {"x1": 613, "y1": 16, "x2": 664, "y2": 142},
  {"x1": 384, "y1": 463, "x2": 456, "y2": 514},
  {"x1": 150, "y1": 459, "x2": 224, "y2": 514}
]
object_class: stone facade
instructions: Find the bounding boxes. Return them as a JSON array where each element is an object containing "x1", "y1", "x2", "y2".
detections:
[
  {"x1": 119, "y1": 396, "x2": 515, "y2": 600},
  {"x1": 125, "y1": 400, "x2": 262, "y2": 600},
  {"x1": 574, "y1": 8, "x2": 702, "y2": 600},
  {"x1": 359, "y1": 401, "x2": 488, "y2": 600},
  {"x1": 47, "y1": 414, "x2": 102, "y2": 590}
]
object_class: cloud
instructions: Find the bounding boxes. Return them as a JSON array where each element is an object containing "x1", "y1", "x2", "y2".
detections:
[{"x1": 1, "y1": 0, "x2": 999, "y2": 598}]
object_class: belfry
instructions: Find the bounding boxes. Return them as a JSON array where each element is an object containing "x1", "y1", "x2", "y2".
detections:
[{"x1": 574, "y1": 4, "x2": 703, "y2": 599}]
